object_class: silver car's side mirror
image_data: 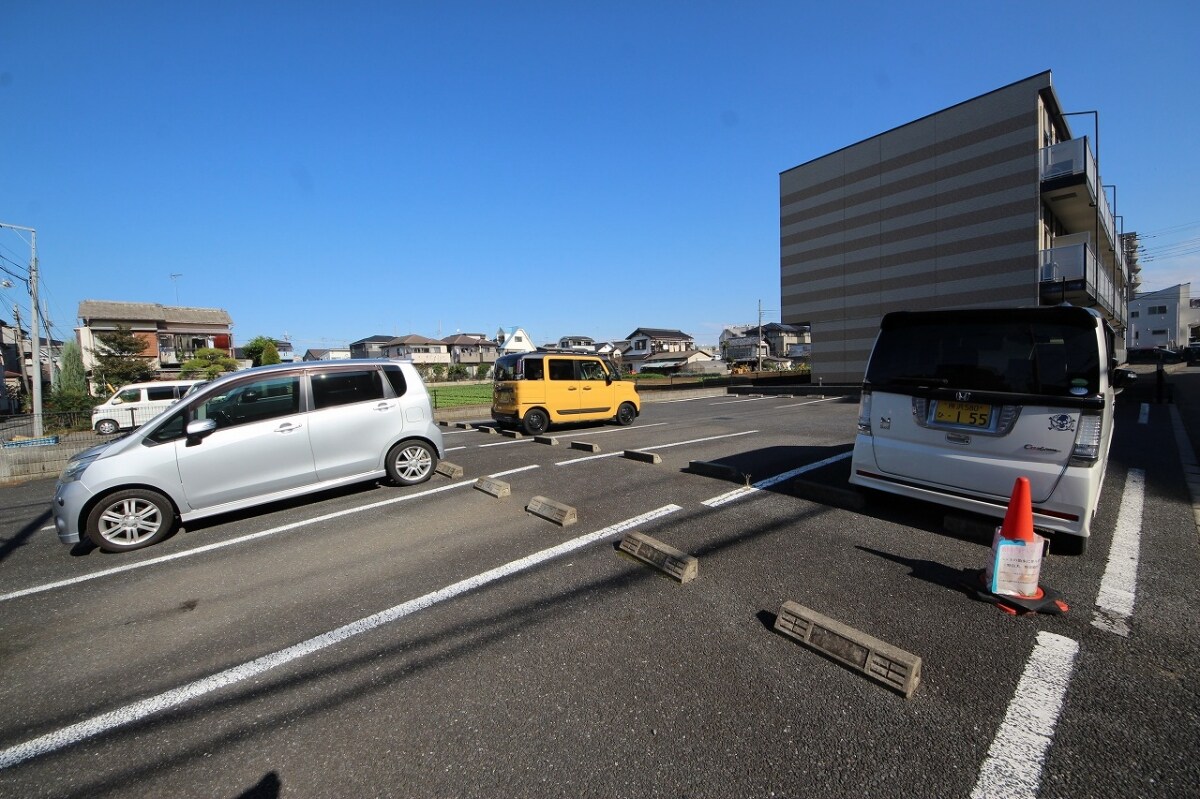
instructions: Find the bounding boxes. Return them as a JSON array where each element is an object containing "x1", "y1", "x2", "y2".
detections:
[{"x1": 186, "y1": 418, "x2": 219, "y2": 439}]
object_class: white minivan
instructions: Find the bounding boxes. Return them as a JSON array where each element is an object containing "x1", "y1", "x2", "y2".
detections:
[
  {"x1": 91, "y1": 380, "x2": 202, "y2": 435},
  {"x1": 849, "y1": 306, "x2": 1136, "y2": 554}
]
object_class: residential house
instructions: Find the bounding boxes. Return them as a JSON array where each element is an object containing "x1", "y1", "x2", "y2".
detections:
[
  {"x1": 1127, "y1": 283, "x2": 1199, "y2": 350},
  {"x1": 496, "y1": 326, "x2": 536, "y2": 354},
  {"x1": 635, "y1": 349, "x2": 716, "y2": 375},
  {"x1": 762, "y1": 322, "x2": 811, "y2": 361},
  {"x1": 622, "y1": 328, "x2": 695, "y2": 372},
  {"x1": 443, "y1": 334, "x2": 498, "y2": 367},
  {"x1": 557, "y1": 335, "x2": 596, "y2": 351},
  {"x1": 77, "y1": 300, "x2": 233, "y2": 380},
  {"x1": 780, "y1": 71, "x2": 1133, "y2": 383},
  {"x1": 382, "y1": 335, "x2": 451, "y2": 364},
  {"x1": 302, "y1": 347, "x2": 351, "y2": 361}
]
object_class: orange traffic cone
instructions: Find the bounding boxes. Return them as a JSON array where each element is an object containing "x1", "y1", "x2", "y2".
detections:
[
  {"x1": 1000, "y1": 476, "x2": 1036, "y2": 544},
  {"x1": 976, "y1": 477, "x2": 1069, "y2": 616}
]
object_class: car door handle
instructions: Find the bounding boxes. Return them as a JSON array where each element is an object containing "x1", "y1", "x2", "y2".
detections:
[
  {"x1": 373, "y1": 402, "x2": 395, "y2": 411},
  {"x1": 275, "y1": 422, "x2": 303, "y2": 433}
]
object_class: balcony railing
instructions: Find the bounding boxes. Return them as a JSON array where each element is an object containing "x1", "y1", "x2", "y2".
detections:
[
  {"x1": 1039, "y1": 243, "x2": 1126, "y2": 327},
  {"x1": 1040, "y1": 137, "x2": 1124, "y2": 277}
]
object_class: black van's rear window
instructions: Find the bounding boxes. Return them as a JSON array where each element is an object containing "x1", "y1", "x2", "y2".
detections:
[{"x1": 866, "y1": 314, "x2": 1101, "y2": 396}]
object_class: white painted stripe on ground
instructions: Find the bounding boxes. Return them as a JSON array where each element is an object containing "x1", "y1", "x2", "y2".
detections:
[
  {"x1": 478, "y1": 438, "x2": 535, "y2": 448},
  {"x1": 969, "y1": 631, "x2": 1079, "y2": 799},
  {"x1": 0, "y1": 504, "x2": 682, "y2": 770},
  {"x1": 701, "y1": 451, "x2": 852, "y2": 507},
  {"x1": 709, "y1": 396, "x2": 772, "y2": 405},
  {"x1": 656, "y1": 395, "x2": 719, "y2": 403},
  {"x1": 1092, "y1": 468, "x2": 1145, "y2": 637},
  {"x1": 444, "y1": 446, "x2": 467, "y2": 452},
  {"x1": 1138, "y1": 403, "x2": 1150, "y2": 424},
  {"x1": 776, "y1": 397, "x2": 843, "y2": 409},
  {"x1": 2, "y1": 466, "x2": 541, "y2": 604},
  {"x1": 555, "y1": 430, "x2": 759, "y2": 466}
]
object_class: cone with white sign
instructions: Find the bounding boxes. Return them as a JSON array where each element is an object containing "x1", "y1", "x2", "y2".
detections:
[{"x1": 974, "y1": 477, "x2": 1068, "y2": 616}]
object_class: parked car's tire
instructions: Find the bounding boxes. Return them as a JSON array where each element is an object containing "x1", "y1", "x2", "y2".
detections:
[
  {"x1": 615, "y1": 402, "x2": 637, "y2": 426},
  {"x1": 386, "y1": 440, "x2": 437, "y2": 486},
  {"x1": 95, "y1": 419, "x2": 120, "y2": 435},
  {"x1": 522, "y1": 408, "x2": 550, "y2": 436},
  {"x1": 85, "y1": 488, "x2": 175, "y2": 552}
]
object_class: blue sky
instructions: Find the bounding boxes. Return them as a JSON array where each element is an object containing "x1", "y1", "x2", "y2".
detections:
[{"x1": 2, "y1": 1, "x2": 1197, "y2": 351}]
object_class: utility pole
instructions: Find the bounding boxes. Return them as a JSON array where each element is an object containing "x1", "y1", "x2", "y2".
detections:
[
  {"x1": 757, "y1": 299, "x2": 764, "y2": 373},
  {"x1": 0, "y1": 222, "x2": 41, "y2": 435}
]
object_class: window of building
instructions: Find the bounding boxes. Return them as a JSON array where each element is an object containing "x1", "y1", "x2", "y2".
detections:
[{"x1": 1149, "y1": 305, "x2": 1168, "y2": 315}]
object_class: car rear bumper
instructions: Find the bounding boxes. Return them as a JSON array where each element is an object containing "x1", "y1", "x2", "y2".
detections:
[{"x1": 850, "y1": 440, "x2": 1097, "y2": 538}]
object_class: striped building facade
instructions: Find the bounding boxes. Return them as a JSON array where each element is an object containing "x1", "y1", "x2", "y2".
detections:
[{"x1": 779, "y1": 71, "x2": 1130, "y2": 383}]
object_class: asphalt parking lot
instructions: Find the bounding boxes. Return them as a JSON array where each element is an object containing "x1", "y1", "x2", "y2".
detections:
[{"x1": 0, "y1": 380, "x2": 1198, "y2": 798}]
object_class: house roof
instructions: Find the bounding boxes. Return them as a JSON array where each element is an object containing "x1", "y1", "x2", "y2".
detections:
[
  {"x1": 78, "y1": 300, "x2": 232, "y2": 325},
  {"x1": 386, "y1": 334, "x2": 445, "y2": 346},
  {"x1": 626, "y1": 327, "x2": 693, "y2": 341},
  {"x1": 643, "y1": 349, "x2": 710, "y2": 363},
  {"x1": 443, "y1": 334, "x2": 497, "y2": 346},
  {"x1": 350, "y1": 335, "x2": 394, "y2": 346}
]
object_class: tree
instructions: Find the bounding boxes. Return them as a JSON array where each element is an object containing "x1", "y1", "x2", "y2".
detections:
[
  {"x1": 240, "y1": 335, "x2": 277, "y2": 367},
  {"x1": 58, "y1": 340, "x2": 88, "y2": 394},
  {"x1": 91, "y1": 325, "x2": 155, "y2": 392},
  {"x1": 261, "y1": 340, "x2": 281, "y2": 365},
  {"x1": 475, "y1": 364, "x2": 491, "y2": 380},
  {"x1": 448, "y1": 363, "x2": 468, "y2": 381},
  {"x1": 180, "y1": 348, "x2": 240, "y2": 380}
]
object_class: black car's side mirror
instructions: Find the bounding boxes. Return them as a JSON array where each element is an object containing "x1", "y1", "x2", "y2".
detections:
[{"x1": 1111, "y1": 368, "x2": 1138, "y2": 391}]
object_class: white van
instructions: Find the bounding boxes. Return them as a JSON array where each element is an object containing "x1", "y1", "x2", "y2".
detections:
[
  {"x1": 849, "y1": 306, "x2": 1136, "y2": 554},
  {"x1": 91, "y1": 380, "x2": 202, "y2": 435}
]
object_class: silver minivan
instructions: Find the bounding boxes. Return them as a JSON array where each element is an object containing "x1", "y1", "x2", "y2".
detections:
[
  {"x1": 849, "y1": 306, "x2": 1135, "y2": 554},
  {"x1": 53, "y1": 360, "x2": 445, "y2": 552}
]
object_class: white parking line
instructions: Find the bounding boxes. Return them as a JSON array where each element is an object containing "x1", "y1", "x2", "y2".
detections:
[
  {"x1": 969, "y1": 631, "x2": 1079, "y2": 799},
  {"x1": 701, "y1": 451, "x2": 852, "y2": 507},
  {"x1": 555, "y1": 430, "x2": 759, "y2": 466},
  {"x1": 478, "y1": 438, "x2": 535, "y2": 448},
  {"x1": 777, "y1": 397, "x2": 843, "y2": 409},
  {"x1": 0, "y1": 504, "x2": 683, "y2": 770},
  {"x1": 709, "y1": 396, "x2": 772, "y2": 405},
  {"x1": 1092, "y1": 468, "x2": 1145, "y2": 637},
  {"x1": 1, "y1": 468, "x2": 540, "y2": 604}
]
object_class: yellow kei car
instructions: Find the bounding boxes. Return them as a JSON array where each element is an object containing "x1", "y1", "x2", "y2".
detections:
[{"x1": 491, "y1": 350, "x2": 640, "y2": 435}]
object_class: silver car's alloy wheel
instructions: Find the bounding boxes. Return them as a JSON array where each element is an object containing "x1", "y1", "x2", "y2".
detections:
[
  {"x1": 96, "y1": 419, "x2": 119, "y2": 435},
  {"x1": 393, "y1": 444, "x2": 433, "y2": 482},
  {"x1": 88, "y1": 489, "x2": 171, "y2": 551}
]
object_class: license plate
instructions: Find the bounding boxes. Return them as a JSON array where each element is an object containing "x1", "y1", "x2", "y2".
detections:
[{"x1": 934, "y1": 401, "x2": 992, "y2": 428}]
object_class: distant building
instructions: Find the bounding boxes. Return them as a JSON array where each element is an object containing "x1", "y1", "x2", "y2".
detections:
[
  {"x1": 302, "y1": 347, "x2": 351, "y2": 361},
  {"x1": 77, "y1": 300, "x2": 233, "y2": 379},
  {"x1": 349, "y1": 335, "x2": 392, "y2": 359},
  {"x1": 557, "y1": 335, "x2": 596, "y2": 351},
  {"x1": 622, "y1": 328, "x2": 695, "y2": 372},
  {"x1": 443, "y1": 334, "x2": 499, "y2": 366},
  {"x1": 1127, "y1": 283, "x2": 1199, "y2": 350},
  {"x1": 382, "y1": 335, "x2": 451, "y2": 364},
  {"x1": 496, "y1": 326, "x2": 536, "y2": 354}
]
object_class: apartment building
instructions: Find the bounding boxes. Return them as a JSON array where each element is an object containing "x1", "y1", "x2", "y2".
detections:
[
  {"x1": 780, "y1": 71, "x2": 1134, "y2": 383},
  {"x1": 1127, "y1": 283, "x2": 1199, "y2": 350}
]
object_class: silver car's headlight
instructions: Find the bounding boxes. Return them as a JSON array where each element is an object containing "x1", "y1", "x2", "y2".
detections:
[{"x1": 59, "y1": 454, "x2": 101, "y2": 484}]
